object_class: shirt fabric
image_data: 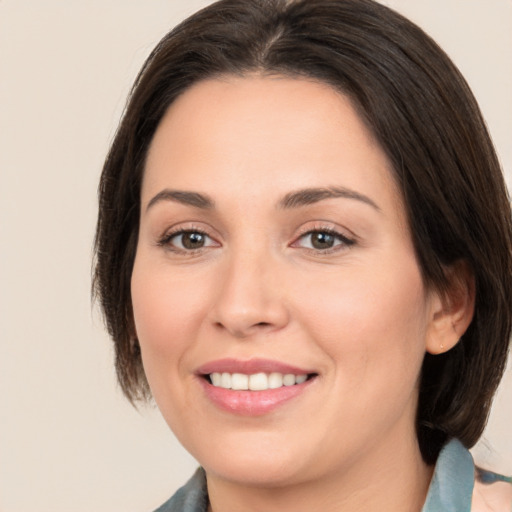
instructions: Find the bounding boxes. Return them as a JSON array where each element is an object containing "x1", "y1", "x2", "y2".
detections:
[{"x1": 154, "y1": 439, "x2": 512, "y2": 512}]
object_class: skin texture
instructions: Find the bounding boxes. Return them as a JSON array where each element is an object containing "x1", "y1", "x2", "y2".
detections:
[{"x1": 131, "y1": 76, "x2": 473, "y2": 512}]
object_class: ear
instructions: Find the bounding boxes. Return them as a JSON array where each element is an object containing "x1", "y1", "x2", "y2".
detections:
[{"x1": 425, "y1": 260, "x2": 475, "y2": 355}]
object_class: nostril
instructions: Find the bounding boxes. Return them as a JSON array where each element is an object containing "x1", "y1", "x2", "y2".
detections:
[{"x1": 210, "y1": 306, "x2": 289, "y2": 338}]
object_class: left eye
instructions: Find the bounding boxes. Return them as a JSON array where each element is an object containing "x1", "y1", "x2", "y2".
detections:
[
  {"x1": 166, "y1": 230, "x2": 216, "y2": 250},
  {"x1": 296, "y1": 230, "x2": 353, "y2": 251}
]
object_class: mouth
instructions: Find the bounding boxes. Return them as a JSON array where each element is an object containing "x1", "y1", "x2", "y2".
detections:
[{"x1": 196, "y1": 359, "x2": 318, "y2": 415}]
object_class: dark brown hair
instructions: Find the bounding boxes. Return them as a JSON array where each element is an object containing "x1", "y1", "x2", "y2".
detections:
[{"x1": 94, "y1": 0, "x2": 512, "y2": 464}]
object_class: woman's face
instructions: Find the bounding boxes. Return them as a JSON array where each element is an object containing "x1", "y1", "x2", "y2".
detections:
[{"x1": 132, "y1": 76, "x2": 439, "y2": 486}]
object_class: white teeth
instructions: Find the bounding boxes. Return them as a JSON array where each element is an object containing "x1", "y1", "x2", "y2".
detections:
[
  {"x1": 268, "y1": 372, "x2": 283, "y2": 389},
  {"x1": 249, "y1": 372, "x2": 268, "y2": 391},
  {"x1": 295, "y1": 374, "x2": 308, "y2": 384},
  {"x1": 231, "y1": 373, "x2": 249, "y2": 390},
  {"x1": 283, "y1": 374, "x2": 296, "y2": 386},
  {"x1": 209, "y1": 372, "x2": 309, "y2": 390},
  {"x1": 220, "y1": 372, "x2": 231, "y2": 389},
  {"x1": 211, "y1": 372, "x2": 222, "y2": 387}
]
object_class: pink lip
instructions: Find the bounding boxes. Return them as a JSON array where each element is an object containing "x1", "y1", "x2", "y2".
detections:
[
  {"x1": 196, "y1": 358, "x2": 313, "y2": 376},
  {"x1": 196, "y1": 358, "x2": 317, "y2": 416}
]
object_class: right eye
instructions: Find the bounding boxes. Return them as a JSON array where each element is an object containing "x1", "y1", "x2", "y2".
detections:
[{"x1": 159, "y1": 230, "x2": 218, "y2": 251}]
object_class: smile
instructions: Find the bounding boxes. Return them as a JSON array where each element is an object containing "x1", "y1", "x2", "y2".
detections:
[
  {"x1": 196, "y1": 359, "x2": 318, "y2": 415},
  {"x1": 209, "y1": 372, "x2": 309, "y2": 390}
]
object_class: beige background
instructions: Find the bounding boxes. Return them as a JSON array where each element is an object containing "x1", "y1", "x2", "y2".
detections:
[{"x1": 0, "y1": 1, "x2": 511, "y2": 511}]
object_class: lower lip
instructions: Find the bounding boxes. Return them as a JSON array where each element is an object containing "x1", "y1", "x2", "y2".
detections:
[{"x1": 198, "y1": 377, "x2": 314, "y2": 416}]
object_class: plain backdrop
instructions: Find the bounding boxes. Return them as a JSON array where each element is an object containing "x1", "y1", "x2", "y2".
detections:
[{"x1": 1, "y1": 1, "x2": 511, "y2": 511}]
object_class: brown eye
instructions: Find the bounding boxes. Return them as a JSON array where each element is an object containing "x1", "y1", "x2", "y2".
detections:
[
  {"x1": 163, "y1": 230, "x2": 217, "y2": 251},
  {"x1": 181, "y1": 232, "x2": 206, "y2": 249},
  {"x1": 310, "y1": 232, "x2": 336, "y2": 250},
  {"x1": 295, "y1": 230, "x2": 354, "y2": 252}
]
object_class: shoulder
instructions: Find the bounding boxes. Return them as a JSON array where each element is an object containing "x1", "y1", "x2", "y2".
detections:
[
  {"x1": 423, "y1": 439, "x2": 512, "y2": 512},
  {"x1": 153, "y1": 468, "x2": 208, "y2": 512},
  {"x1": 472, "y1": 468, "x2": 512, "y2": 512}
]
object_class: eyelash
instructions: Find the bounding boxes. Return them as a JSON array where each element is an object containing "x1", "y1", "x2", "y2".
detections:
[
  {"x1": 157, "y1": 227, "x2": 217, "y2": 254},
  {"x1": 156, "y1": 226, "x2": 356, "y2": 255},
  {"x1": 292, "y1": 227, "x2": 356, "y2": 254}
]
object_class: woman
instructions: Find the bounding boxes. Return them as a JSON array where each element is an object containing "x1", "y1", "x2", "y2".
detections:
[{"x1": 94, "y1": 0, "x2": 512, "y2": 510}]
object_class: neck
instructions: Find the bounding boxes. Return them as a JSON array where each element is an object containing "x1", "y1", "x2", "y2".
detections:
[{"x1": 206, "y1": 433, "x2": 434, "y2": 512}]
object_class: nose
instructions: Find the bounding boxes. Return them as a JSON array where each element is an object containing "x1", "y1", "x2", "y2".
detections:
[{"x1": 209, "y1": 248, "x2": 290, "y2": 339}]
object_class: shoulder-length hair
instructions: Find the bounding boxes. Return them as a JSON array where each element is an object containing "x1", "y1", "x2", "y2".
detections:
[{"x1": 94, "y1": 0, "x2": 512, "y2": 464}]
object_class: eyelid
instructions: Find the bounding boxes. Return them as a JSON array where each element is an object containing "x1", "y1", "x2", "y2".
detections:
[
  {"x1": 156, "y1": 223, "x2": 221, "y2": 252},
  {"x1": 290, "y1": 222, "x2": 357, "y2": 252}
]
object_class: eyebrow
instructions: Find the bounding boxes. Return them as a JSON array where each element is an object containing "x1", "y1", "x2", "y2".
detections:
[
  {"x1": 278, "y1": 186, "x2": 380, "y2": 211},
  {"x1": 145, "y1": 185, "x2": 380, "y2": 213},
  {"x1": 146, "y1": 189, "x2": 215, "y2": 211}
]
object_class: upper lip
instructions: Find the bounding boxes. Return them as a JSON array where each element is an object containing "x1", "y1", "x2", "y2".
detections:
[{"x1": 196, "y1": 358, "x2": 315, "y2": 376}]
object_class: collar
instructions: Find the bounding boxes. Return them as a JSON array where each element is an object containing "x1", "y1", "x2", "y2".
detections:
[{"x1": 422, "y1": 438, "x2": 475, "y2": 512}]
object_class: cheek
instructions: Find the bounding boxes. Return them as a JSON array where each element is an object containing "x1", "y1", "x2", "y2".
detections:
[
  {"x1": 130, "y1": 256, "x2": 216, "y2": 428},
  {"x1": 295, "y1": 261, "x2": 429, "y2": 389},
  {"x1": 133, "y1": 258, "x2": 199, "y2": 333},
  {"x1": 130, "y1": 257, "x2": 209, "y2": 378}
]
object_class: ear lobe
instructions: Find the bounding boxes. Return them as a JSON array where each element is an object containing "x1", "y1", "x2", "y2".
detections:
[{"x1": 425, "y1": 260, "x2": 475, "y2": 355}]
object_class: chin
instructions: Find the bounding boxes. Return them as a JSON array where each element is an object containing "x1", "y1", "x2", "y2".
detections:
[
  {"x1": 184, "y1": 430, "x2": 316, "y2": 487},
  {"x1": 204, "y1": 457, "x2": 308, "y2": 488}
]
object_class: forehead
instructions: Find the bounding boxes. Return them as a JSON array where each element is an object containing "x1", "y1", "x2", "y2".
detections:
[{"x1": 142, "y1": 75, "x2": 404, "y2": 219}]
